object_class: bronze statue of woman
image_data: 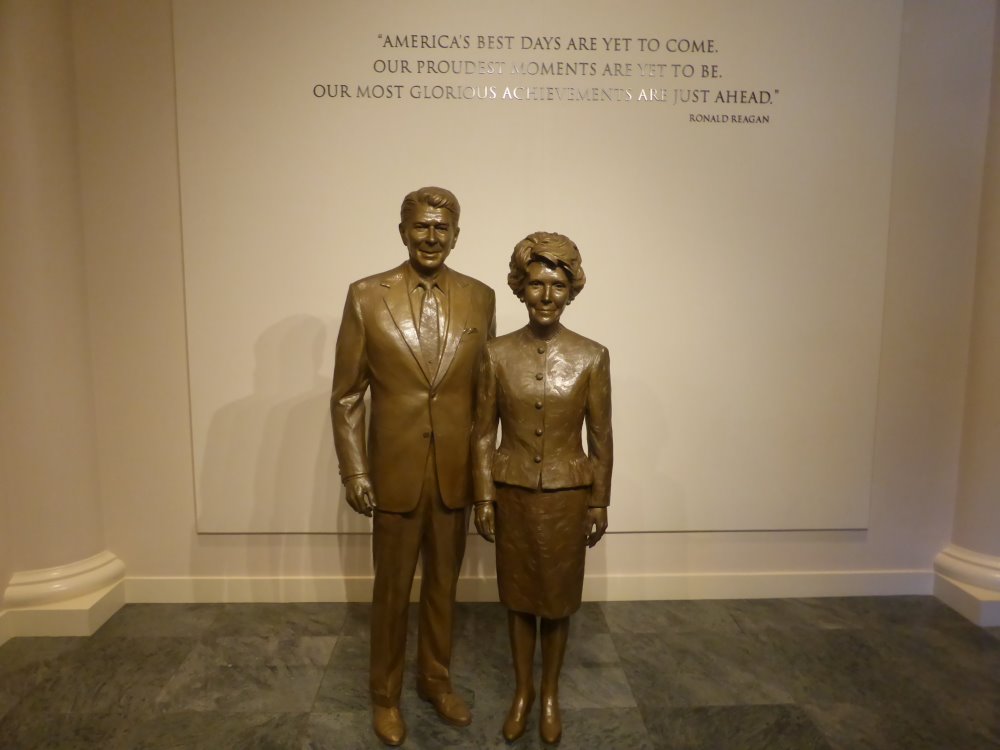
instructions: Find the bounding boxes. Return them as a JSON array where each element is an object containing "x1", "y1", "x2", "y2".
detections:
[{"x1": 473, "y1": 232, "x2": 613, "y2": 744}]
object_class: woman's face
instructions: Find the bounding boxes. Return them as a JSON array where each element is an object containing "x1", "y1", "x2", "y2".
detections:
[{"x1": 523, "y1": 262, "x2": 570, "y2": 329}]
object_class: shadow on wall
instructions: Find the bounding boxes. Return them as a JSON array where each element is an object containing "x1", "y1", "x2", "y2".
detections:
[{"x1": 196, "y1": 315, "x2": 369, "y2": 537}]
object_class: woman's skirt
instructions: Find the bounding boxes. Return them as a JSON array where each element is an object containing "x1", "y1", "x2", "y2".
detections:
[{"x1": 495, "y1": 484, "x2": 590, "y2": 619}]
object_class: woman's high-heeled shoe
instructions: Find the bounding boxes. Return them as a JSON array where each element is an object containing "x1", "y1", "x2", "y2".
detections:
[
  {"x1": 539, "y1": 694, "x2": 561, "y2": 744},
  {"x1": 502, "y1": 689, "x2": 535, "y2": 742}
]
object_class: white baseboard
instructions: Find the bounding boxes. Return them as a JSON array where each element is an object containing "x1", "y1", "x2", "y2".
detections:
[
  {"x1": 579, "y1": 569, "x2": 933, "y2": 600},
  {"x1": 0, "y1": 569, "x2": 936, "y2": 642},
  {"x1": 124, "y1": 576, "x2": 379, "y2": 603},
  {"x1": 124, "y1": 568, "x2": 933, "y2": 605}
]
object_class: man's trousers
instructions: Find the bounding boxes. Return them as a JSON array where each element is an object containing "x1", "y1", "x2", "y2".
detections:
[{"x1": 369, "y1": 448, "x2": 470, "y2": 707}]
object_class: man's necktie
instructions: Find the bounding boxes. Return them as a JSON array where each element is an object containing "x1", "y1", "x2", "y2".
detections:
[{"x1": 418, "y1": 281, "x2": 441, "y2": 371}]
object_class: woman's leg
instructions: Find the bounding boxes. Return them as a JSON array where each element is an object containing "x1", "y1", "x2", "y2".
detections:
[
  {"x1": 503, "y1": 609, "x2": 537, "y2": 741},
  {"x1": 539, "y1": 615, "x2": 570, "y2": 744}
]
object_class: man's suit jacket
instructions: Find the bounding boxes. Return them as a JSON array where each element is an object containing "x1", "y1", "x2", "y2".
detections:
[
  {"x1": 331, "y1": 262, "x2": 496, "y2": 512},
  {"x1": 473, "y1": 325, "x2": 613, "y2": 507}
]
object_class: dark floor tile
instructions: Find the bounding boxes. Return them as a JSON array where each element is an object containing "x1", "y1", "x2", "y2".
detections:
[
  {"x1": 326, "y1": 633, "x2": 370, "y2": 670},
  {"x1": 156, "y1": 657, "x2": 327, "y2": 713},
  {"x1": 750, "y1": 626, "x2": 905, "y2": 706},
  {"x1": 572, "y1": 602, "x2": 611, "y2": 634},
  {"x1": 190, "y1": 635, "x2": 337, "y2": 668},
  {"x1": 804, "y1": 697, "x2": 1000, "y2": 750},
  {"x1": 452, "y1": 621, "x2": 509, "y2": 672},
  {"x1": 151, "y1": 629, "x2": 336, "y2": 715},
  {"x1": 559, "y1": 665, "x2": 637, "y2": 709},
  {"x1": 313, "y1": 665, "x2": 371, "y2": 712},
  {"x1": 802, "y1": 700, "x2": 898, "y2": 750},
  {"x1": 0, "y1": 637, "x2": 86, "y2": 721},
  {"x1": 13, "y1": 636, "x2": 195, "y2": 716},
  {"x1": 767, "y1": 625, "x2": 1000, "y2": 748},
  {"x1": 113, "y1": 711, "x2": 308, "y2": 750},
  {"x1": 454, "y1": 632, "x2": 626, "y2": 713},
  {"x1": 306, "y1": 710, "x2": 384, "y2": 749},
  {"x1": 453, "y1": 601, "x2": 508, "y2": 643},
  {"x1": 601, "y1": 599, "x2": 742, "y2": 634},
  {"x1": 615, "y1": 630, "x2": 793, "y2": 710},
  {"x1": 4, "y1": 597, "x2": 997, "y2": 749},
  {"x1": 562, "y1": 631, "x2": 619, "y2": 667},
  {"x1": 645, "y1": 704, "x2": 833, "y2": 750},
  {"x1": 725, "y1": 597, "x2": 861, "y2": 633},
  {"x1": 92, "y1": 603, "x2": 222, "y2": 639},
  {"x1": 0, "y1": 710, "x2": 125, "y2": 750},
  {"x1": 207, "y1": 602, "x2": 349, "y2": 638},
  {"x1": 451, "y1": 649, "x2": 515, "y2": 714},
  {"x1": 408, "y1": 705, "x2": 653, "y2": 749},
  {"x1": 860, "y1": 621, "x2": 1000, "y2": 715},
  {"x1": 339, "y1": 602, "x2": 374, "y2": 636},
  {"x1": 803, "y1": 700, "x2": 916, "y2": 750},
  {"x1": 396, "y1": 699, "x2": 489, "y2": 750},
  {"x1": 0, "y1": 636, "x2": 87, "y2": 672},
  {"x1": 554, "y1": 706, "x2": 653, "y2": 750},
  {"x1": 824, "y1": 595, "x2": 973, "y2": 630}
]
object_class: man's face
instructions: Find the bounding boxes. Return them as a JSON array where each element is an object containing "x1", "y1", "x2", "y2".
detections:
[
  {"x1": 399, "y1": 203, "x2": 459, "y2": 276},
  {"x1": 523, "y1": 262, "x2": 570, "y2": 329}
]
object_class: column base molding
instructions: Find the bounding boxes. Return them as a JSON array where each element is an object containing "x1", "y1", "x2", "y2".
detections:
[
  {"x1": 0, "y1": 580, "x2": 126, "y2": 646},
  {"x1": 933, "y1": 544, "x2": 1000, "y2": 626},
  {"x1": 0, "y1": 551, "x2": 127, "y2": 646},
  {"x1": 3, "y1": 550, "x2": 126, "y2": 608}
]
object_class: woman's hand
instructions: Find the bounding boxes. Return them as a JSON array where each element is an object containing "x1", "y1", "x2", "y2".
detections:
[
  {"x1": 474, "y1": 501, "x2": 496, "y2": 543},
  {"x1": 586, "y1": 507, "x2": 608, "y2": 547}
]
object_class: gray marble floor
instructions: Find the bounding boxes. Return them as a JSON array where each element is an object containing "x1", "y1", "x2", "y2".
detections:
[{"x1": 1, "y1": 597, "x2": 998, "y2": 749}]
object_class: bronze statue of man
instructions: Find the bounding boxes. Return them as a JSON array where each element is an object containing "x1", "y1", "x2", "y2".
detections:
[{"x1": 331, "y1": 186, "x2": 495, "y2": 746}]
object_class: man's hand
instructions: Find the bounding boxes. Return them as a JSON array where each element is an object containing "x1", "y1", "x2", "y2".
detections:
[
  {"x1": 586, "y1": 507, "x2": 608, "y2": 547},
  {"x1": 474, "y1": 502, "x2": 495, "y2": 543},
  {"x1": 345, "y1": 475, "x2": 376, "y2": 516}
]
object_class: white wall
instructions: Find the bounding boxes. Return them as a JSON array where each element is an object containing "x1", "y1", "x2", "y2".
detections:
[
  {"x1": 953, "y1": 9, "x2": 1000, "y2": 559},
  {"x1": 0, "y1": 0, "x2": 106, "y2": 578},
  {"x1": 56, "y1": 0, "x2": 997, "y2": 599},
  {"x1": 0, "y1": 492, "x2": 11, "y2": 597},
  {"x1": 173, "y1": 0, "x2": 901, "y2": 536}
]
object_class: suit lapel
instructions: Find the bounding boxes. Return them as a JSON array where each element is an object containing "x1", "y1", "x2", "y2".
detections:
[
  {"x1": 433, "y1": 276, "x2": 470, "y2": 389},
  {"x1": 382, "y1": 270, "x2": 434, "y2": 383}
]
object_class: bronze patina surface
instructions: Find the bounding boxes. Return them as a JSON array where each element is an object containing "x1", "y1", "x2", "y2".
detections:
[
  {"x1": 474, "y1": 232, "x2": 612, "y2": 744},
  {"x1": 331, "y1": 187, "x2": 495, "y2": 745}
]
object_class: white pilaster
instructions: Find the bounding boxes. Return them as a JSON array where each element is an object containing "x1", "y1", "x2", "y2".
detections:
[
  {"x1": 936, "y1": 8, "x2": 1000, "y2": 627},
  {"x1": 0, "y1": 0, "x2": 124, "y2": 637}
]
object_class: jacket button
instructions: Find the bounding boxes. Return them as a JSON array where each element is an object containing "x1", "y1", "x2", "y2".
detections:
[
  {"x1": 535, "y1": 428, "x2": 543, "y2": 436},
  {"x1": 534, "y1": 455, "x2": 542, "y2": 463},
  {"x1": 534, "y1": 401, "x2": 543, "y2": 409},
  {"x1": 537, "y1": 346, "x2": 545, "y2": 354},
  {"x1": 535, "y1": 373, "x2": 543, "y2": 380},
  {"x1": 422, "y1": 431, "x2": 431, "y2": 438}
]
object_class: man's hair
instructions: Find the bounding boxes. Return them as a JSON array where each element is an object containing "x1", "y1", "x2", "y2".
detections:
[
  {"x1": 507, "y1": 231, "x2": 586, "y2": 302},
  {"x1": 400, "y1": 186, "x2": 461, "y2": 223}
]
